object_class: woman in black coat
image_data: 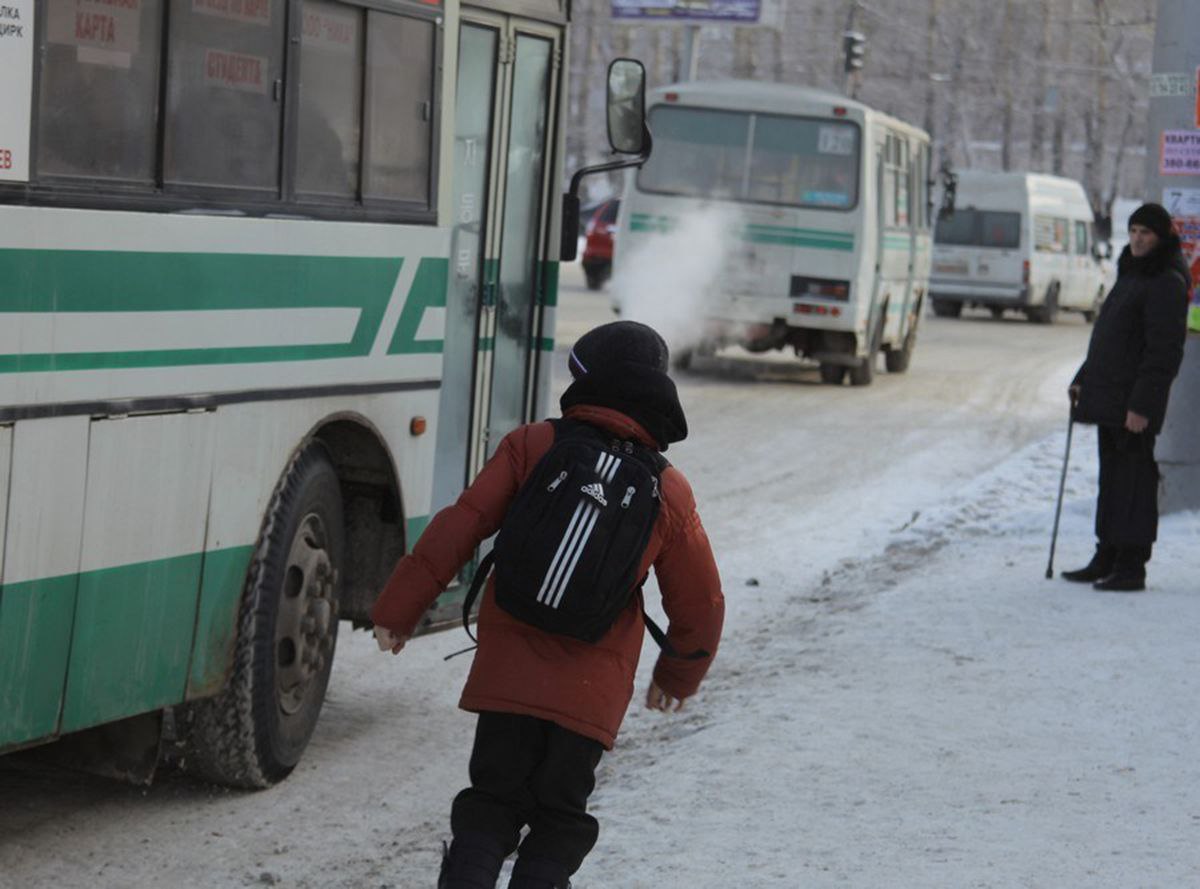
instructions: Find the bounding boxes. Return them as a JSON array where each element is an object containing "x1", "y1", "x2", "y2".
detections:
[{"x1": 1064, "y1": 203, "x2": 1191, "y2": 591}]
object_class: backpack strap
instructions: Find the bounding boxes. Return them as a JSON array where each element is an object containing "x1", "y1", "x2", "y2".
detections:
[{"x1": 460, "y1": 549, "x2": 495, "y2": 644}]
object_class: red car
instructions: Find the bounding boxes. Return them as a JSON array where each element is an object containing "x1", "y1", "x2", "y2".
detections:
[{"x1": 581, "y1": 199, "x2": 619, "y2": 291}]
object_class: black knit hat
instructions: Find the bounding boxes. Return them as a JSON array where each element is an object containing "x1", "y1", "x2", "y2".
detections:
[
  {"x1": 1128, "y1": 203, "x2": 1174, "y2": 240},
  {"x1": 561, "y1": 321, "x2": 687, "y2": 449}
]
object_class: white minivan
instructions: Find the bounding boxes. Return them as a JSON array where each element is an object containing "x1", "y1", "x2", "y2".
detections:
[{"x1": 929, "y1": 171, "x2": 1109, "y2": 323}]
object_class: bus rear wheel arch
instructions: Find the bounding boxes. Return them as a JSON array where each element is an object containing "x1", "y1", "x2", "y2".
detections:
[{"x1": 180, "y1": 441, "x2": 345, "y2": 788}]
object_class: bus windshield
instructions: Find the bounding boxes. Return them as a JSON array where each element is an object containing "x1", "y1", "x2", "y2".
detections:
[
  {"x1": 638, "y1": 106, "x2": 860, "y2": 210},
  {"x1": 935, "y1": 209, "x2": 1021, "y2": 249}
]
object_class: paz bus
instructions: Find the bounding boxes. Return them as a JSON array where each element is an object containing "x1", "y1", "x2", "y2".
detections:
[
  {"x1": 614, "y1": 80, "x2": 935, "y2": 386},
  {"x1": 0, "y1": 0, "x2": 644, "y2": 787}
]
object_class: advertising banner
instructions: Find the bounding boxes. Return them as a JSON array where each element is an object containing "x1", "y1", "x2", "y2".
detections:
[{"x1": 610, "y1": 0, "x2": 760, "y2": 22}]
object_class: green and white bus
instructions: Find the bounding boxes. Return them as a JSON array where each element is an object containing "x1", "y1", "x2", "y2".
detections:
[
  {"x1": 615, "y1": 80, "x2": 934, "y2": 386},
  {"x1": 0, "y1": 0, "x2": 624, "y2": 787}
]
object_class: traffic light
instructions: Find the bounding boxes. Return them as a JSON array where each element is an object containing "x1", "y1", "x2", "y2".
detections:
[{"x1": 843, "y1": 31, "x2": 866, "y2": 73}]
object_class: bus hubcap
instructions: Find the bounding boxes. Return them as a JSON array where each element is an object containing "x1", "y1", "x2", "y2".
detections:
[{"x1": 276, "y1": 514, "x2": 337, "y2": 716}]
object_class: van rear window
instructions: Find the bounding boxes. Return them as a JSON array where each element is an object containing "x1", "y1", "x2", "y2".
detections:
[{"x1": 935, "y1": 209, "x2": 1020, "y2": 249}]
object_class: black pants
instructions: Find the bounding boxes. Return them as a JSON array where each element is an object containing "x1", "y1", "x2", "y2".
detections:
[
  {"x1": 1095, "y1": 425, "x2": 1159, "y2": 558},
  {"x1": 451, "y1": 712, "x2": 605, "y2": 875}
]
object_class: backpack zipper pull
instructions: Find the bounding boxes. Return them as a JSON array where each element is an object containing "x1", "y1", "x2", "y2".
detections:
[
  {"x1": 547, "y1": 470, "x2": 568, "y2": 492},
  {"x1": 621, "y1": 486, "x2": 635, "y2": 508},
  {"x1": 651, "y1": 476, "x2": 659, "y2": 499}
]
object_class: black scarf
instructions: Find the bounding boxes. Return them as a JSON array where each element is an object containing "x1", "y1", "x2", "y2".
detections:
[
  {"x1": 1116, "y1": 232, "x2": 1190, "y2": 286},
  {"x1": 560, "y1": 365, "x2": 688, "y2": 450}
]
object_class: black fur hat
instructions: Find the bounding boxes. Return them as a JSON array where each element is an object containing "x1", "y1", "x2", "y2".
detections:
[
  {"x1": 561, "y1": 321, "x2": 687, "y2": 449},
  {"x1": 1128, "y1": 203, "x2": 1174, "y2": 240}
]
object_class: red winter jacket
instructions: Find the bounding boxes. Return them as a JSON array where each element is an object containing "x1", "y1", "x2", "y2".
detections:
[{"x1": 370, "y1": 404, "x2": 724, "y2": 748}]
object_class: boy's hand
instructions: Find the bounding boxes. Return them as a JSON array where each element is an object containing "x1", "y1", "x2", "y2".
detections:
[
  {"x1": 373, "y1": 625, "x2": 409, "y2": 654},
  {"x1": 645, "y1": 680, "x2": 685, "y2": 713}
]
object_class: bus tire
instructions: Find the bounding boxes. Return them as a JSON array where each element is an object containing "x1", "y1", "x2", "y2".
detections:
[
  {"x1": 1028, "y1": 284, "x2": 1059, "y2": 324},
  {"x1": 180, "y1": 441, "x2": 344, "y2": 789},
  {"x1": 819, "y1": 362, "x2": 846, "y2": 385},
  {"x1": 885, "y1": 318, "x2": 919, "y2": 373},
  {"x1": 931, "y1": 298, "x2": 962, "y2": 318},
  {"x1": 848, "y1": 355, "x2": 874, "y2": 386}
]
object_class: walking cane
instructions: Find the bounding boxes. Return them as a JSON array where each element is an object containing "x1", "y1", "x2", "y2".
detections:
[{"x1": 1045, "y1": 413, "x2": 1075, "y2": 579}]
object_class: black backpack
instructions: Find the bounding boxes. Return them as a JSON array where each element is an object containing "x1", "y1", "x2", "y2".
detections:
[{"x1": 461, "y1": 419, "x2": 702, "y2": 658}]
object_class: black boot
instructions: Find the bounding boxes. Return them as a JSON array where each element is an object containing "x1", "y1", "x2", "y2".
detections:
[
  {"x1": 438, "y1": 832, "x2": 508, "y2": 889},
  {"x1": 1061, "y1": 544, "x2": 1116, "y2": 583},
  {"x1": 1093, "y1": 545, "x2": 1149, "y2": 592},
  {"x1": 507, "y1": 855, "x2": 572, "y2": 889}
]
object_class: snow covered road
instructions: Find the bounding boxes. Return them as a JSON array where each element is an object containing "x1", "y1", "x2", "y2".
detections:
[{"x1": 3, "y1": 269, "x2": 1198, "y2": 889}]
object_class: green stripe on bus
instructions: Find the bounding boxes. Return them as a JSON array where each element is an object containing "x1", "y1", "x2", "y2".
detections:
[
  {"x1": 744, "y1": 232, "x2": 855, "y2": 251},
  {"x1": 629, "y1": 214, "x2": 854, "y2": 251},
  {"x1": 0, "y1": 250, "x2": 404, "y2": 373},
  {"x1": 0, "y1": 574, "x2": 77, "y2": 749},
  {"x1": 387, "y1": 258, "x2": 450, "y2": 355},
  {"x1": 538, "y1": 337, "x2": 555, "y2": 352},
  {"x1": 541, "y1": 260, "x2": 560, "y2": 307},
  {"x1": 405, "y1": 514, "x2": 431, "y2": 548},
  {"x1": 0, "y1": 545, "x2": 257, "y2": 748},
  {"x1": 61, "y1": 553, "x2": 207, "y2": 733},
  {"x1": 187, "y1": 545, "x2": 257, "y2": 699}
]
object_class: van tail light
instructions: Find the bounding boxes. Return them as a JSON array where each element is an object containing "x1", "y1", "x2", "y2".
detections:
[{"x1": 1022, "y1": 260, "x2": 1030, "y2": 285}]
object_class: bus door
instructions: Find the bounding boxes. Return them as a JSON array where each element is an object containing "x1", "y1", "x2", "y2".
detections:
[{"x1": 431, "y1": 13, "x2": 560, "y2": 519}]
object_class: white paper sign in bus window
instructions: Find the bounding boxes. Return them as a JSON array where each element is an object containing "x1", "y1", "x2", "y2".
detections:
[
  {"x1": 817, "y1": 125, "x2": 855, "y2": 156},
  {"x1": 0, "y1": 0, "x2": 34, "y2": 181},
  {"x1": 193, "y1": 0, "x2": 271, "y2": 26},
  {"x1": 204, "y1": 48, "x2": 269, "y2": 93},
  {"x1": 47, "y1": 0, "x2": 142, "y2": 68},
  {"x1": 302, "y1": 5, "x2": 358, "y2": 55}
]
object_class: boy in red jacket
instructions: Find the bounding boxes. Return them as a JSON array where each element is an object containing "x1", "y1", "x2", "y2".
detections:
[{"x1": 371, "y1": 321, "x2": 724, "y2": 889}]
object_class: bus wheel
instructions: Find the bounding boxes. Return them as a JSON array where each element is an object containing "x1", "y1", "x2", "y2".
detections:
[
  {"x1": 885, "y1": 316, "x2": 919, "y2": 374},
  {"x1": 1028, "y1": 284, "x2": 1059, "y2": 324},
  {"x1": 819, "y1": 363, "x2": 846, "y2": 385},
  {"x1": 848, "y1": 355, "x2": 874, "y2": 386},
  {"x1": 181, "y1": 442, "x2": 344, "y2": 788}
]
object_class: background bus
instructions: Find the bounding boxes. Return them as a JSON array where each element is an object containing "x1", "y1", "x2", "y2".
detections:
[
  {"x1": 0, "y1": 0, "x2": 579, "y2": 787},
  {"x1": 613, "y1": 80, "x2": 934, "y2": 386}
]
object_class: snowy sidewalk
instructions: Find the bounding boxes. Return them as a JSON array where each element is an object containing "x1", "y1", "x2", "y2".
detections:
[{"x1": 581, "y1": 426, "x2": 1200, "y2": 888}]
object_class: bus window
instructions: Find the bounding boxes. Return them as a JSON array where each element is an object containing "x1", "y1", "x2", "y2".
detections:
[
  {"x1": 751, "y1": 115, "x2": 858, "y2": 209},
  {"x1": 164, "y1": 0, "x2": 286, "y2": 192},
  {"x1": 1074, "y1": 220, "x2": 1090, "y2": 255},
  {"x1": 362, "y1": 12, "x2": 435, "y2": 204},
  {"x1": 37, "y1": 0, "x2": 163, "y2": 183},
  {"x1": 640, "y1": 106, "x2": 748, "y2": 201},
  {"x1": 296, "y1": 0, "x2": 365, "y2": 199},
  {"x1": 639, "y1": 107, "x2": 858, "y2": 209},
  {"x1": 895, "y1": 138, "x2": 910, "y2": 226},
  {"x1": 1035, "y1": 216, "x2": 1068, "y2": 253},
  {"x1": 935, "y1": 209, "x2": 1019, "y2": 248},
  {"x1": 980, "y1": 212, "x2": 1020, "y2": 248}
]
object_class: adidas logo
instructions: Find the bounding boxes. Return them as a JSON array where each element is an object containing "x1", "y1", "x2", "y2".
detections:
[{"x1": 580, "y1": 482, "x2": 608, "y2": 507}]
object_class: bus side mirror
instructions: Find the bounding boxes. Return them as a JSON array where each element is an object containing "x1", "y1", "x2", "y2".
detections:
[
  {"x1": 561, "y1": 58, "x2": 653, "y2": 262},
  {"x1": 607, "y1": 59, "x2": 646, "y2": 155},
  {"x1": 937, "y1": 162, "x2": 957, "y2": 219}
]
